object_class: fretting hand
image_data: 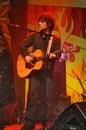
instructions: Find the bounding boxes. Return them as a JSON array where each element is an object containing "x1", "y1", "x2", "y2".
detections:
[{"x1": 49, "y1": 53, "x2": 56, "y2": 59}]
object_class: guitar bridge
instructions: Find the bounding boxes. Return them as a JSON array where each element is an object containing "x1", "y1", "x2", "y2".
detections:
[{"x1": 26, "y1": 62, "x2": 34, "y2": 69}]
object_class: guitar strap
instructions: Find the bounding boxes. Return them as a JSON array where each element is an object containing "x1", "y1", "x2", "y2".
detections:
[{"x1": 46, "y1": 32, "x2": 54, "y2": 55}]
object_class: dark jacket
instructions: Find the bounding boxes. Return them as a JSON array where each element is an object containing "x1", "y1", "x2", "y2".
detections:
[{"x1": 20, "y1": 32, "x2": 61, "y2": 73}]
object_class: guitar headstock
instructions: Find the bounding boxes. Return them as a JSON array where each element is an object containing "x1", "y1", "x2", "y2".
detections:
[
  {"x1": 59, "y1": 44, "x2": 79, "y2": 62},
  {"x1": 63, "y1": 44, "x2": 77, "y2": 53}
]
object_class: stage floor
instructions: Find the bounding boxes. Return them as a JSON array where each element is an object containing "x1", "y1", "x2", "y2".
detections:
[
  {"x1": 4, "y1": 123, "x2": 50, "y2": 130},
  {"x1": 4, "y1": 124, "x2": 22, "y2": 130}
]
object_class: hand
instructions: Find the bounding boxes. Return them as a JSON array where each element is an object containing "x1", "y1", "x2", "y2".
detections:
[
  {"x1": 49, "y1": 53, "x2": 56, "y2": 59},
  {"x1": 59, "y1": 52, "x2": 68, "y2": 62},
  {"x1": 25, "y1": 55, "x2": 33, "y2": 64}
]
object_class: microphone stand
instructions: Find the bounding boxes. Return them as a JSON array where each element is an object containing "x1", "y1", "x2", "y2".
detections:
[{"x1": 9, "y1": 24, "x2": 39, "y2": 33}]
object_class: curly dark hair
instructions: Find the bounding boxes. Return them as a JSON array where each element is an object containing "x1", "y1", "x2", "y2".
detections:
[{"x1": 38, "y1": 12, "x2": 55, "y2": 31}]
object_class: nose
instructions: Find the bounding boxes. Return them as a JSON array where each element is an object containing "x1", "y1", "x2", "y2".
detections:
[{"x1": 38, "y1": 21, "x2": 42, "y2": 25}]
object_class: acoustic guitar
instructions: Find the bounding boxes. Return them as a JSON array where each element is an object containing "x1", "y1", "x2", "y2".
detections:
[{"x1": 17, "y1": 45, "x2": 76, "y2": 78}]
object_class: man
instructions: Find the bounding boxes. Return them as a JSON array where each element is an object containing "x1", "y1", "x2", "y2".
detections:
[{"x1": 20, "y1": 12, "x2": 61, "y2": 130}]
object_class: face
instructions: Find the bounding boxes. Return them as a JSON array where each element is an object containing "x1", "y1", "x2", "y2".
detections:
[{"x1": 38, "y1": 20, "x2": 49, "y2": 33}]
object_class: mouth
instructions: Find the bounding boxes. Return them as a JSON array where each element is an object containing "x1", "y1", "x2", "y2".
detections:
[{"x1": 39, "y1": 26, "x2": 43, "y2": 29}]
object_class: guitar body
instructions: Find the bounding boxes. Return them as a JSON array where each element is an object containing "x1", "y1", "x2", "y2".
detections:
[{"x1": 17, "y1": 49, "x2": 44, "y2": 78}]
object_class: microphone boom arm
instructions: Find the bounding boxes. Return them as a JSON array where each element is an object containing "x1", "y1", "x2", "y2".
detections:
[{"x1": 9, "y1": 23, "x2": 39, "y2": 33}]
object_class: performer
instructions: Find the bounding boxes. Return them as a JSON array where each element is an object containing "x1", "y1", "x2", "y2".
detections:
[{"x1": 20, "y1": 12, "x2": 61, "y2": 130}]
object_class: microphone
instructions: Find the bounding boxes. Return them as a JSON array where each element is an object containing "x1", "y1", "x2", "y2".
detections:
[{"x1": 9, "y1": 24, "x2": 19, "y2": 28}]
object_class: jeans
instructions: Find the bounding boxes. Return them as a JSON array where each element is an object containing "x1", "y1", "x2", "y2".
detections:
[{"x1": 24, "y1": 70, "x2": 54, "y2": 128}]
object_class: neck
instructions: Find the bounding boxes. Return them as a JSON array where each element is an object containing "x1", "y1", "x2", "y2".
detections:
[
  {"x1": 44, "y1": 29, "x2": 51, "y2": 34},
  {"x1": 40, "y1": 31, "x2": 54, "y2": 40}
]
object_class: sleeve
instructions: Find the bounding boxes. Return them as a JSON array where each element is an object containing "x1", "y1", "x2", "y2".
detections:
[
  {"x1": 53, "y1": 36, "x2": 61, "y2": 59},
  {"x1": 20, "y1": 33, "x2": 35, "y2": 57},
  {"x1": 51, "y1": 35, "x2": 61, "y2": 52},
  {"x1": 55, "y1": 37, "x2": 61, "y2": 50}
]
